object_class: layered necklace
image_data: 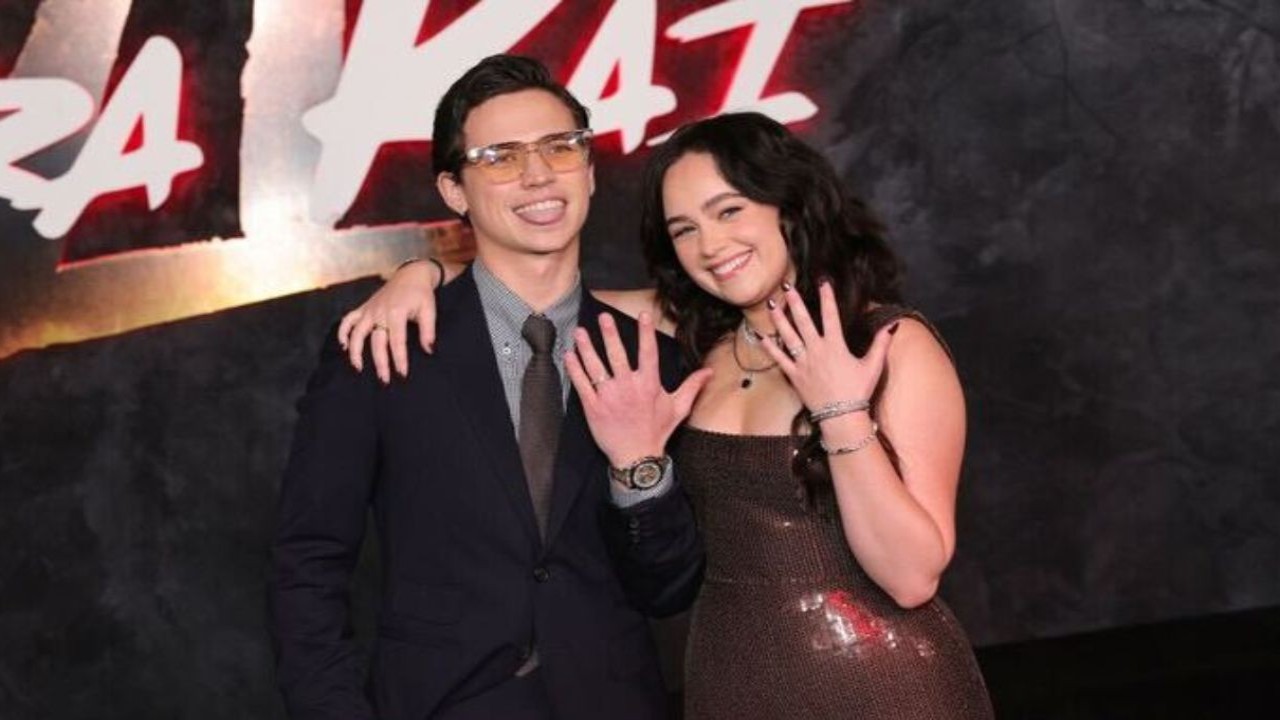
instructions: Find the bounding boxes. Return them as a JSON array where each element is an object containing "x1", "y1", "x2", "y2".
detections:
[{"x1": 732, "y1": 319, "x2": 779, "y2": 389}]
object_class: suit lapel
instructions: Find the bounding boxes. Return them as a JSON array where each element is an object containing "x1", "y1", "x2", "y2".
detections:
[
  {"x1": 543, "y1": 292, "x2": 616, "y2": 547},
  {"x1": 435, "y1": 270, "x2": 542, "y2": 547}
]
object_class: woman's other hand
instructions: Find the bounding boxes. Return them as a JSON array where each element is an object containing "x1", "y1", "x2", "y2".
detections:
[
  {"x1": 337, "y1": 259, "x2": 443, "y2": 383},
  {"x1": 761, "y1": 280, "x2": 895, "y2": 412}
]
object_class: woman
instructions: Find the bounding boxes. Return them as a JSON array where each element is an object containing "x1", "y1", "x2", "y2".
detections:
[{"x1": 342, "y1": 113, "x2": 992, "y2": 719}]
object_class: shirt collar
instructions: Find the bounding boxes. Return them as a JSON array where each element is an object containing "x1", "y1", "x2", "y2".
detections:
[{"x1": 472, "y1": 258, "x2": 582, "y2": 353}]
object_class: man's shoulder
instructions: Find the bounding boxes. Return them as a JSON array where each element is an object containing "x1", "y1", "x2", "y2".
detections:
[
  {"x1": 584, "y1": 293, "x2": 687, "y2": 384},
  {"x1": 414, "y1": 266, "x2": 482, "y2": 347},
  {"x1": 596, "y1": 302, "x2": 680, "y2": 352},
  {"x1": 436, "y1": 263, "x2": 478, "y2": 306}
]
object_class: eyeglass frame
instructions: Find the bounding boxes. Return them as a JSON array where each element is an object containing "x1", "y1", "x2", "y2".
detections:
[{"x1": 460, "y1": 128, "x2": 594, "y2": 183}]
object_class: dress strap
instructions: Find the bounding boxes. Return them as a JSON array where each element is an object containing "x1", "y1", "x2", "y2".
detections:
[{"x1": 864, "y1": 304, "x2": 955, "y2": 364}]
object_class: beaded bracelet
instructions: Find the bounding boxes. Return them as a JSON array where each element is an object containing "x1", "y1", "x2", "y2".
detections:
[
  {"x1": 819, "y1": 421, "x2": 880, "y2": 456},
  {"x1": 808, "y1": 399, "x2": 870, "y2": 424}
]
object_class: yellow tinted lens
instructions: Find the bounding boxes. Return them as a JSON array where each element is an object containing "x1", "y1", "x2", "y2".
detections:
[
  {"x1": 482, "y1": 148, "x2": 520, "y2": 169},
  {"x1": 468, "y1": 132, "x2": 589, "y2": 182},
  {"x1": 477, "y1": 147, "x2": 521, "y2": 181},
  {"x1": 539, "y1": 137, "x2": 586, "y2": 171}
]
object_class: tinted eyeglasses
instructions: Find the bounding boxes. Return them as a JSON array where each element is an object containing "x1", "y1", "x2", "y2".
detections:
[{"x1": 462, "y1": 129, "x2": 593, "y2": 183}]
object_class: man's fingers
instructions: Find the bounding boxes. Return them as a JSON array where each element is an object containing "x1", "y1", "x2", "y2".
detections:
[
  {"x1": 598, "y1": 313, "x2": 633, "y2": 375},
  {"x1": 671, "y1": 367, "x2": 715, "y2": 418},
  {"x1": 636, "y1": 312, "x2": 657, "y2": 374},
  {"x1": 573, "y1": 327, "x2": 612, "y2": 383},
  {"x1": 564, "y1": 349, "x2": 595, "y2": 402}
]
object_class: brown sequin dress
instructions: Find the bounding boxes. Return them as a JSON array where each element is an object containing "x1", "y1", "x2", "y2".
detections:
[{"x1": 675, "y1": 316, "x2": 993, "y2": 719}]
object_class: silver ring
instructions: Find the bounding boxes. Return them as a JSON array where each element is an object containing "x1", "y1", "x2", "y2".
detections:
[{"x1": 786, "y1": 345, "x2": 805, "y2": 358}]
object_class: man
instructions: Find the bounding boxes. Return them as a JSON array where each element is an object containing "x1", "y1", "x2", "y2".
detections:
[{"x1": 269, "y1": 55, "x2": 710, "y2": 719}]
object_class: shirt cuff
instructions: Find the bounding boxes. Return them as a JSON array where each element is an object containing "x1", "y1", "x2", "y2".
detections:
[{"x1": 608, "y1": 463, "x2": 675, "y2": 508}]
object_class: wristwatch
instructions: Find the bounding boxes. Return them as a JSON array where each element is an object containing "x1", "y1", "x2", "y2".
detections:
[{"x1": 608, "y1": 455, "x2": 671, "y2": 491}]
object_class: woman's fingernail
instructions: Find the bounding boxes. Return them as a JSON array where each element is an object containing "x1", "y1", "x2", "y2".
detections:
[
  {"x1": 781, "y1": 281, "x2": 793, "y2": 292},
  {"x1": 767, "y1": 299, "x2": 777, "y2": 310},
  {"x1": 889, "y1": 322, "x2": 900, "y2": 335}
]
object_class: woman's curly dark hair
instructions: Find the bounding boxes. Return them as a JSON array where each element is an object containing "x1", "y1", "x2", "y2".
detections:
[{"x1": 640, "y1": 112, "x2": 904, "y2": 508}]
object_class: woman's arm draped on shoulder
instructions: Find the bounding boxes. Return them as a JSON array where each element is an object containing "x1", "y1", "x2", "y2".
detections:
[
  {"x1": 341, "y1": 267, "x2": 675, "y2": 382},
  {"x1": 337, "y1": 258, "x2": 463, "y2": 382}
]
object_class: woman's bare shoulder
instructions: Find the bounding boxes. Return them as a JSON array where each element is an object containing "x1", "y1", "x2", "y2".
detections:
[{"x1": 590, "y1": 288, "x2": 676, "y2": 336}]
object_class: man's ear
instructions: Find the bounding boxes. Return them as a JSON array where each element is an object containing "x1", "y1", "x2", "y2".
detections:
[{"x1": 437, "y1": 172, "x2": 468, "y2": 216}]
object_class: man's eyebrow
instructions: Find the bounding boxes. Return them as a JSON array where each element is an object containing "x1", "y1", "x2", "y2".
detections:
[{"x1": 475, "y1": 130, "x2": 578, "y2": 150}]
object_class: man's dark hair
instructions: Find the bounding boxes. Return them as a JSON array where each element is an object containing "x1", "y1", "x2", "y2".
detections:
[{"x1": 432, "y1": 54, "x2": 591, "y2": 177}]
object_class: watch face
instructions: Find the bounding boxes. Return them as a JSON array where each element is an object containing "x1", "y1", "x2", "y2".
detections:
[{"x1": 632, "y1": 460, "x2": 664, "y2": 489}]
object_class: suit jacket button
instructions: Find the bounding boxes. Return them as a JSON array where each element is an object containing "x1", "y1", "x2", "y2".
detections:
[
  {"x1": 533, "y1": 566, "x2": 550, "y2": 582},
  {"x1": 627, "y1": 517, "x2": 641, "y2": 530}
]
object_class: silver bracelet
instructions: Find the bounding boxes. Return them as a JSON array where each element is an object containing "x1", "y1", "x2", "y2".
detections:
[
  {"x1": 808, "y1": 399, "x2": 870, "y2": 424},
  {"x1": 396, "y1": 256, "x2": 445, "y2": 289},
  {"x1": 819, "y1": 421, "x2": 880, "y2": 455}
]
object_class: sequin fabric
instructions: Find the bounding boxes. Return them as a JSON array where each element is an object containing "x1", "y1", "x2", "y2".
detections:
[{"x1": 675, "y1": 312, "x2": 993, "y2": 719}]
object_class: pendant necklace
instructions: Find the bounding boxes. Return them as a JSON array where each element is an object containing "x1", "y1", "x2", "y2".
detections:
[{"x1": 732, "y1": 320, "x2": 779, "y2": 389}]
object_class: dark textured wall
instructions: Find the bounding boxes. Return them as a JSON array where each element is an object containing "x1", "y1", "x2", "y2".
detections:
[
  {"x1": 837, "y1": 0, "x2": 1280, "y2": 641},
  {"x1": 2, "y1": 1, "x2": 1278, "y2": 718},
  {"x1": 0, "y1": 284, "x2": 372, "y2": 718}
]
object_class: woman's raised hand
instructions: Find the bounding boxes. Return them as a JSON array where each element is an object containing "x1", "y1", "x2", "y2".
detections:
[{"x1": 760, "y1": 280, "x2": 896, "y2": 412}]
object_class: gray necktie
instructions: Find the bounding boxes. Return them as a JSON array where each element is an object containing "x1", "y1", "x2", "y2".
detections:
[{"x1": 519, "y1": 314, "x2": 562, "y2": 537}]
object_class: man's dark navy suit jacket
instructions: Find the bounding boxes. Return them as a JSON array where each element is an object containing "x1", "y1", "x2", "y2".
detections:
[{"x1": 270, "y1": 267, "x2": 704, "y2": 720}]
